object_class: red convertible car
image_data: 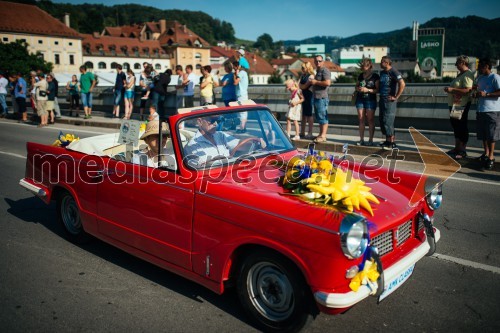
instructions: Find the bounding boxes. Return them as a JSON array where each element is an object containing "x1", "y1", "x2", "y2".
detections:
[{"x1": 20, "y1": 103, "x2": 441, "y2": 332}]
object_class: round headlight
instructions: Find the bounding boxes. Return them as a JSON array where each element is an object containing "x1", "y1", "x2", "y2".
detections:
[
  {"x1": 340, "y1": 215, "x2": 368, "y2": 259},
  {"x1": 426, "y1": 184, "x2": 442, "y2": 210}
]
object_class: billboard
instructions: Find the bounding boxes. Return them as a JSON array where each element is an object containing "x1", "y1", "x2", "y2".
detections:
[{"x1": 417, "y1": 29, "x2": 445, "y2": 77}]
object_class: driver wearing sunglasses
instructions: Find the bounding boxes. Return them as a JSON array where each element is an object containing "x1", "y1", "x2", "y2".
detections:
[{"x1": 183, "y1": 115, "x2": 241, "y2": 166}]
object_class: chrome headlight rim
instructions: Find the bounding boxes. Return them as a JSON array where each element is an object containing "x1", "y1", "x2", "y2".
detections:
[
  {"x1": 426, "y1": 183, "x2": 443, "y2": 210},
  {"x1": 339, "y1": 214, "x2": 369, "y2": 259}
]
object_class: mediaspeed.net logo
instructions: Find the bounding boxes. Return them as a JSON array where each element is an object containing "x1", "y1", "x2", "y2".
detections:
[{"x1": 29, "y1": 127, "x2": 460, "y2": 202}]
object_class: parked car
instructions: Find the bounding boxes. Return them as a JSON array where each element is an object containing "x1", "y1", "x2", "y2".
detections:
[{"x1": 20, "y1": 102, "x2": 442, "y2": 332}]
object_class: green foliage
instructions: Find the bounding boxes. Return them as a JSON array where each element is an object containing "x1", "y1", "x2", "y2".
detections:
[
  {"x1": 0, "y1": 41, "x2": 52, "y2": 77},
  {"x1": 35, "y1": 2, "x2": 236, "y2": 45},
  {"x1": 268, "y1": 71, "x2": 283, "y2": 84},
  {"x1": 335, "y1": 75, "x2": 356, "y2": 83},
  {"x1": 405, "y1": 71, "x2": 426, "y2": 83},
  {"x1": 254, "y1": 33, "x2": 274, "y2": 51}
]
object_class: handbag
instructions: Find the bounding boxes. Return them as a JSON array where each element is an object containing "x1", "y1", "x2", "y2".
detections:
[
  {"x1": 450, "y1": 104, "x2": 464, "y2": 120},
  {"x1": 39, "y1": 90, "x2": 47, "y2": 97}
]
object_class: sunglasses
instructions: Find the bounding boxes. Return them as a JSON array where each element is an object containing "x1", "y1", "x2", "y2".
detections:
[{"x1": 204, "y1": 116, "x2": 221, "y2": 124}]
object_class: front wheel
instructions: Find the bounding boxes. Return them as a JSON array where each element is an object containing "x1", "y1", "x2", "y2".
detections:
[
  {"x1": 57, "y1": 190, "x2": 91, "y2": 244},
  {"x1": 237, "y1": 251, "x2": 313, "y2": 332}
]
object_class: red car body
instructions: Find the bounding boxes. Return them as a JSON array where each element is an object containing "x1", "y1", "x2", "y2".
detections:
[{"x1": 20, "y1": 104, "x2": 441, "y2": 332}]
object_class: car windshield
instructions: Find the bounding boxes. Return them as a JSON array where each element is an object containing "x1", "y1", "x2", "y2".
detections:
[{"x1": 179, "y1": 109, "x2": 294, "y2": 169}]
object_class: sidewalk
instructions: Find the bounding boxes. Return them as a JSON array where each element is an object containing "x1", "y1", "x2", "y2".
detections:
[{"x1": 4, "y1": 109, "x2": 498, "y2": 171}]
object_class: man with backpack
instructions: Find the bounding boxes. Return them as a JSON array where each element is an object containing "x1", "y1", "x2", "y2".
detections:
[{"x1": 378, "y1": 55, "x2": 406, "y2": 150}]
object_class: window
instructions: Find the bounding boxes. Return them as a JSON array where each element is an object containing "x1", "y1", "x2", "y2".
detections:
[
  {"x1": 38, "y1": 53, "x2": 44, "y2": 60},
  {"x1": 69, "y1": 42, "x2": 73, "y2": 46},
  {"x1": 195, "y1": 64, "x2": 201, "y2": 70},
  {"x1": 111, "y1": 62, "x2": 119, "y2": 69},
  {"x1": 69, "y1": 55, "x2": 74, "y2": 65},
  {"x1": 38, "y1": 40, "x2": 43, "y2": 44},
  {"x1": 134, "y1": 63, "x2": 141, "y2": 70},
  {"x1": 84, "y1": 61, "x2": 94, "y2": 69},
  {"x1": 123, "y1": 62, "x2": 130, "y2": 70},
  {"x1": 155, "y1": 64, "x2": 161, "y2": 70},
  {"x1": 98, "y1": 62, "x2": 106, "y2": 69},
  {"x1": 55, "y1": 54, "x2": 60, "y2": 65},
  {"x1": 2, "y1": 37, "x2": 8, "y2": 42},
  {"x1": 195, "y1": 52, "x2": 201, "y2": 60},
  {"x1": 55, "y1": 41, "x2": 59, "y2": 45}
]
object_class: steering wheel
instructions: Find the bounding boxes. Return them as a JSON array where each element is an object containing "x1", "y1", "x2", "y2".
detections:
[{"x1": 230, "y1": 137, "x2": 262, "y2": 157}]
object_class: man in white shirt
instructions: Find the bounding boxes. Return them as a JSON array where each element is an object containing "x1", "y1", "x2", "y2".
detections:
[{"x1": 0, "y1": 72, "x2": 9, "y2": 117}]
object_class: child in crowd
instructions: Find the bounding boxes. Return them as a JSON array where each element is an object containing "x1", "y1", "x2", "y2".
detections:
[{"x1": 285, "y1": 79, "x2": 303, "y2": 140}]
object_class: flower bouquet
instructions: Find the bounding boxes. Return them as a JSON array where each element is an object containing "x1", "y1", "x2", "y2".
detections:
[
  {"x1": 52, "y1": 131, "x2": 79, "y2": 147},
  {"x1": 281, "y1": 151, "x2": 379, "y2": 216}
]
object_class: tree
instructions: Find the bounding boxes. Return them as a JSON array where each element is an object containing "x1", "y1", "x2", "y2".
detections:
[
  {"x1": 254, "y1": 33, "x2": 274, "y2": 51},
  {"x1": 0, "y1": 41, "x2": 52, "y2": 77},
  {"x1": 268, "y1": 71, "x2": 282, "y2": 84}
]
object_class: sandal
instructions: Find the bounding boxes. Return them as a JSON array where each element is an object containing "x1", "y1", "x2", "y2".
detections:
[
  {"x1": 454, "y1": 151, "x2": 467, "y2": 160},
  {"x1": 314, "y1": 136, "x2": 327, "y2": 143}
]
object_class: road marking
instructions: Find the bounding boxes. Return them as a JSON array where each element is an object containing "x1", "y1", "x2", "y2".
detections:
[
  {"x1": 431, "y1": 253, "x2": 500, "y2": 275},
  {"x1": 0, "y1": 150, "x2": 26, "y2": 159},
  {"x1": 0, "y1": 121, "x2": 110, "y2": 135},
  {"x1": 447, "y1": 176, "x2": 500, "y2": 186}
]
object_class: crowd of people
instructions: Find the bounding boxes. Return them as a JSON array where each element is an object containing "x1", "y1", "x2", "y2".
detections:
[{"x1": 0, "y1": 51, "x2": 498, "y2": 170}]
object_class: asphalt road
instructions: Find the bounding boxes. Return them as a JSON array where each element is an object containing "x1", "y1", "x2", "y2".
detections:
[{"x1": 1, "y1": 120, "x2": 499, "y2": 332}]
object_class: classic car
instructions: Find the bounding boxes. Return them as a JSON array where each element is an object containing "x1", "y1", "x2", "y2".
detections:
[{"x1": 20, "y1": 102, "x2": 442, "y2": 332}]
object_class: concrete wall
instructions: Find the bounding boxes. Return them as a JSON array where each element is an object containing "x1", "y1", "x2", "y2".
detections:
[{"x1": 50, "y1": 83, "x2": 472, "y2": 132}]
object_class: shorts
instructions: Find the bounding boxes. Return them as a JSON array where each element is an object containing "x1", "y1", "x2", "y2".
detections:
[
  {"x1": 313, "y1": 98, "x2": 329, "y2": 125},
  {"x1": 81, "y1": 92, "x2": 93, "y2": 108},
  {"x1": 477, "y1": 111, "x2": 500, "y2": 141},
  {"x1": 45, "y1": 100, "x2": 54, "y2": 111},
  {"x1": 124, "y1": 90, "x2": 134, "y2": 99},
  {"x1": 184, "y1": 95, "x2": 194, "y2": 108},
  {"x1": 36, "y1": 100, "x2": 47, "y2": 116},
  {"x1": 355, "y1": 98, "x2": 377, "y2": 111},
  {"x1": 200, "y1": 95, "x2": 213, "y2": 106},
  {"x1": 379, "y1": 99, "x2": 397, "y2": 136},
  {"x1": 113, "y1": 89, "x2": 124, "y2": 105},
  {"x1": 16, "y1": 97, "x2": 26, "y2": 113}
]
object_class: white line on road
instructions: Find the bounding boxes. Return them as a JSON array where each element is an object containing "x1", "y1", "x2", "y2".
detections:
[
  {"x1": 447, "y1": 176, "x2": 500, "y2": 185},
  {"x1": 0, "y1": 150, "x2": 26, "y2": 159},
  {"x1": 431, "y1": 253, "x2": 500, "y2": 275},
  {"x1": 0, "y1": 121, "x2": 109, "y2": 135}
]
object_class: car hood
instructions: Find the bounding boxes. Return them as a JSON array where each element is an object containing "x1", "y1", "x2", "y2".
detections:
[{"x1": 199, "y1": 164, "x2": 421, "y2": 234}]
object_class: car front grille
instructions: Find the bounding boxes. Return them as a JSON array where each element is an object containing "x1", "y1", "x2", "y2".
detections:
[{"x1": 371, "y1": 219, "x2": 414, "y2": 257}]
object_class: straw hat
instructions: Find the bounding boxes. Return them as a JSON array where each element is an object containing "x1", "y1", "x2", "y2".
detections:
[
  {"x1": 237, "y1": 49, "x2": 245, "y2": 56},
  {"x1": 140, "y1": 120, "x2": 169, "y2": 140}
]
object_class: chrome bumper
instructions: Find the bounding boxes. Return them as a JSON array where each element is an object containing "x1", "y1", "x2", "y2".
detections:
[
  {"x1": 19, "y1": 178, "x2": 47, "y2": 197},
  {"x1": 315, "y1": 228, "x2": 441, "y2": 308}
]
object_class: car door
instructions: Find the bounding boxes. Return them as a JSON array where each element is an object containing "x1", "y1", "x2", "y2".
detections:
[{"x1": 96, "y1": 157, "x2": 194, "y2": 269}]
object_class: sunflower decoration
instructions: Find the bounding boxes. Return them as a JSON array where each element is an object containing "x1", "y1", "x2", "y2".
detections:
[
  {"x1": 281, "y1": 151, "x2": 380, "y2": 216},
  {"x1": 52, "y1": 131, "x2": 79, "y2": 147}
]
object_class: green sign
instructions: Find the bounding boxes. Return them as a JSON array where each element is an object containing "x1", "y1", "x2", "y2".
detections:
[{"x1": 417, "y1": 34, "x2": 444, "y2": 76}]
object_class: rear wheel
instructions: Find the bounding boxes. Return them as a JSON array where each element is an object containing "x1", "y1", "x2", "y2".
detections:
[
  {"x1": 57, "y1": 190, "x2": 91, "y2": 244},
  {"x1": 237, "y1": 250, "x2": 313, "y2": 332}
]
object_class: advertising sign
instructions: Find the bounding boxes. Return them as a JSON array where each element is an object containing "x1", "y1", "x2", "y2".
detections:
[{"x1": 417, "y1": 33, "x2": 444, "y2": 76}]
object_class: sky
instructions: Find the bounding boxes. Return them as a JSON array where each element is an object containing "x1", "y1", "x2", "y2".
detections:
[{"x1": 54, "y1": 0, "x2": 500, "y2": 41}]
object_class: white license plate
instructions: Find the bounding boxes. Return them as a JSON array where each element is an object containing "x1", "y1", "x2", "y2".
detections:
[{"x1": 378, "y1": 264, "x2": 415, "y2": 302}]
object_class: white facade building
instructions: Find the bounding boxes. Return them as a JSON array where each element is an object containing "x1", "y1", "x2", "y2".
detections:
[{"x1": 332, "y1": 45, "x2": 389, "y2": 69}]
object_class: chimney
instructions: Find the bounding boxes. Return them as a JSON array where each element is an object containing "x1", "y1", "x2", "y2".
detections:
[
  {"x1": 64, "y1": 13, "x2": 70, "y2": 28},
  {"x1": 160, "y1": 19, "x2": 166, "y2": 34}
]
